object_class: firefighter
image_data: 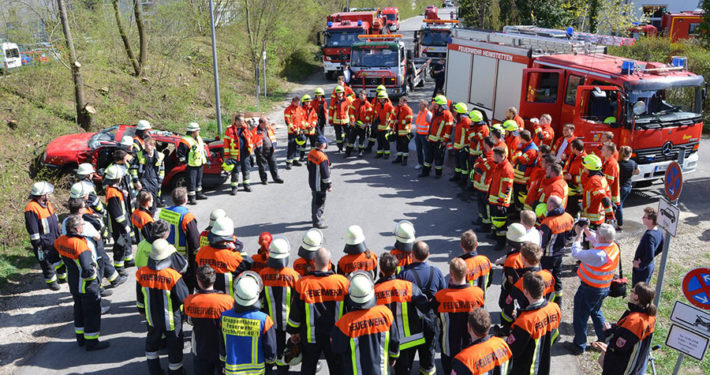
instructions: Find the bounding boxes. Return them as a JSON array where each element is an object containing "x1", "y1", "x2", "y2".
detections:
[
  {"x1": 333, "y1": 271, "x2": 400, "y2": 375},
  {"x1": 258, "y1": 238, "x2": 301, "y2": 375},
  {"x1": 307, "y1": 136, "x2": 332, "y2": 229},
  {"x1": 284, "y1": 96, "x2": 305, "y2": 169},
  {"x1": 512, "y1": 130, "x2": 539, "y2": 212},
  {"x1": 366, "y1": 85, "x2": 390, "y2": 153},
  {"x1": 505, "y1": 272, "x2": 561, "y2": 375},
  {"x1": 467, "y1": 110, "x2": 489, "y2": 188},
  {"x1": 390, "y1": 220, "x2": 416, "y2": 272},
  {"x1": 104, "y1": 165, "x2": 134, "y2": 275},
  {"x1": 195, "y1": 216, "x2": 251, "y2": 299},
  {"x1": 523, "y1": 149, "x2": 554, "y2": 211},
  {"x1": 56, "y1": 215, "x2": 109, "y2": 350},
  {"x1": 414, "y1": 99, "x2": 432, "y2": 170},
  {"x1": 287, "y1": 247, "x2": 349, "y2": 375},
  {"x1": 251, "y1": 232, "x2": 272, "y2": 274},
  {"x1": 490, "y1": 125, "x2": 508, "y2": 158},
  {"x1": 503, "y1": 120, "x2": 521, "y2": 163},
  {"x1": 136, "y1": 238, "x2": 190, "y2": 375},
  {"x1": 581, "y1": 154, "x2": 616, "y2": 227},
  {"x1": 493, "y1": 223, "x2": 527, "y2": 334},
  {"x1": 329, "y1": 85, "x2": 354, "y2": 153},
  {"x1": 107, "y1": 149, "x2": 137, "y2": 234},
  {"x1": 184, "y1": 265, "x2": 235, "y2": 375},
  {"x1": 199, "y1": 208, "x2": 226, "y2": 248},
  {"x1": 592, "y1": 131, "x2": 616, "y2": 157},
  {"x1": 450, "y1": 102, "x2": 471, "y2": 183},
  {"x1": 601, "y1": 142, "x2": 621, "y2": 208},
  {"x1": 594, "y1": 282, "x2": 657, "y2": 375},
  {"x1": 392, "y1": 95, "x2": 413, "y2": 165},
  {"x1": 505, "y1": 106, "x2": 525, "y2": 132},
  {"x1": 488, "y1": 147, "x2": 515, "y2": 250},
  {"x1": 177, "y1": 122, "x2": 207, "y2": 204},
  {"x1": 252, "y1": 117, "x2": 284, "y2": 185},
  {"x1": 472, "y1": 137, "x2": 496, "y2": 228},
  {"x1": 134, "y1": 137, "x2": 165, "y2": 209},
  {"x1": 331, "y1": 74, "x2": 355, "y2": 100},
  {"x1": 433, "y1": 258, "x2": 485, "y2": 375},
  {"x1": 347, "y1": 90, "x2": 372, "y2": 158},
  {"x1": 337, "y1": 225, "x2": 378, "y2": 279},
  {"x1": 420, "y1": 95, "x2": 453, "y2": 178},
  {"x1": 374, "y1": 91, "x2": 395, "y2": 159},
  {"x1": 301, "y1": 95, "x2": 318, "y2": 154},
  {"x1": 224, "y1": 113, "x2": 254, "y2": 195},
  {"x1": 534, "y1": 114, "x2": 554, "y2": 147},
  {"x1": 537, "y1": 162, "x2": 569, "y2": 213},
  {"x1": 539, "y1": 196, "x2": 575, "y2": 307},
  {"x1": 134, "y1": 119, "x2": 151, "y2": 154},
  {"x1": 158, "y1": 187, "x2": 200, "y2": 291},
  {"x1": 459, "y1": 230, "x2": 492, "y2": 294},
  {"x1": 293, "y1": 228, "x2": 332, "y2": 276},
  {"x1": 552, "y1": 123, "x2": 577, "y2": 163},
  {"x1": 564, "y1": 139, "x2": 587, "y2": 218},
  {"x1": 25, "y1": 181, "x2": 66, "y2": 290},
  {"x1": 375, "y1": 253, "x2": 427, "y2": 374},
  {"x1": 451, "y1": 308, "x2": 512, "y2": 375},
  {"x1": 314, "y1": 88, "x2": 328, "y2": 136},
  {"x1": 76, "y1": 163, "x2": 107, "y2": 233}
]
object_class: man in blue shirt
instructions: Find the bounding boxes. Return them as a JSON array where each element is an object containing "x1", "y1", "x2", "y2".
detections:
[{"x1": 632, "y1": 207, "x2": 663, "y2": 286}]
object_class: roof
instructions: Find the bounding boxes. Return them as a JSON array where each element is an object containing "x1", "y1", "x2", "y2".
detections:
[
  {"x1": 352, "y1": 40, "x2": 399, "y2": 48},
  {"x1": 382, "y1": 7, "x2": 398, "y2": 12}
]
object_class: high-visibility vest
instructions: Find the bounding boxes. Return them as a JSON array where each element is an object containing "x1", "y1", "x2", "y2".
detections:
[
  {"x1": 468, "y1": 122, "x2": 489, "y2": 156},
  {"x1": 577, "y1": 242, "x2": 620, "y2": 289},
  {"x1": 252, "y1": 126, "x2": 276, "y2": 149},
  {"x1": 453, "y1": 116, "x2": 471, "y2": 150},
  {"x1": 415, "y1": 109, "x2": 430, "y2": 135},
  {"x1": 428, "y1": 109, "x2": 453, "y2": 143},
  {"x1": 158, "y1": 205, "x2": 190, "y2": 255},
  {"x1": 513, "y1": 141, "x2": 539, "y2": 184},
  {"x1": 182, "y1": 135, "x2": 207, "y2": 167},
  {"x1": 394, "y1": 104, "x2": 413, "y2": 136},
  {"x1": 221, "y1": 309, "x2": 274, "y2": 375}
]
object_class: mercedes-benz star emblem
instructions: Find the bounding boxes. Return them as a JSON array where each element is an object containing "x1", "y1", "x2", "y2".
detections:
[{"x1": 662, "y1": 141, "x2": 674, "y2": 156}]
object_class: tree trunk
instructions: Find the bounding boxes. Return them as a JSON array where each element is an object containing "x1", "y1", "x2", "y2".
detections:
[
  {"x1": 134, "y1": 0, "x2": 147, "y2": 73},
  {"x1": 112, "y1": 0, "x2": 140, "y2": 76},
  {"x1": 57, "y1": 0, "x2": 92, "y2": 130}
]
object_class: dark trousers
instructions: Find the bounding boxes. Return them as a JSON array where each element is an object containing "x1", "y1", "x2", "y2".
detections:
[
  {"x1": 618, "y1": 184, "x2": 632, "y2": 226},
  {"x1": 334, "y1": 124, "x2": 347, "y2": 151},
  {"x1": 111, "y1": 230, "x2": 132, "y2": 268},
  {"x1": 454, "y1": 149, "x2": 468, "y2": 175},
  {"x1": 193, "y1": 356, "x2": 222, "y2": 375},
  {"x1": 301, "y1": 334, "x2": 342, "y2": 375},
  {"x1": 476, "y1": 190, "x2": 490, "y2": 224},
  {"x1": 367, "y1": 123, "x2": 378, "y2": 149},
  {"x1": 256, "y1": 147, "x2": 279, "y2": 182},
  {"x1": 513, "y1": 183, "x2": 526, "y2": 212},
  {"x1": 96, "y1": 240, "x2": 118, "y2": 282},
  {"x1": 346, "y1": 126, "x2": 367, "y2": 152},
  {"x1": 229, "y1": 158, "x2": 250, "y2": 187},
  {"x1": 266, "y1": 330, "x2": 289, "y2": 375},
  {"x1": 72, "y1": 292, "x2": 101, "y2": 342},
  {"x1": 187, "y1": 166, "x2": 203, "y2": 197},
  {"x1": 396, "y1": 342, "x2": 434, "y2": 375},
  {"x1": 34, "y1": 246, "x2": 65, "y2": 284},
  {"x1": 287, "y1": 134, "x2": 298, "y2": 163},
  {"x1": 414, "y1": 134, "x2": 428, "y2": 166},
  {"x1": 632, "y1": 262, "x2": 655, "y2": 287},
  {"x1": 317, "y1": 119, "x2": 326, "y2": 136},
  {"x1": 146, "y1": 324, "x2": 184, "y2": 375},
  {"x1": 311, "y1": 191, "x2": 327, "y2": 226},
  {"x1": 572, "y1": 284, "x2": 609, "y2": 351},
  {"x1": 308, "y1": 134, "x2": 318, "y2": 150},
  {"x1": 376, "y1": 131, "x2": 389, "y2": 155},
  {"x1": 425, "y1": 142, "x2": 445, "y2": 174},
  {"x1": 441, "y1": 353, "x2": 454, "y2": 375},
  {"x1": 433, "y1": 79, "x2": 444, "y2": 97},
  {"x1": 566, "y1": 194, "x2": 582, "y2": 219},
  {"x1": 490, "y1": 204, "x2": 508, "y2": 238},
  {"x1": 395, "y1": 135, "x2": 410, "y2": 158},
  {"x1": 541, "y1": 255, "x2": 563, "y2": 304}
]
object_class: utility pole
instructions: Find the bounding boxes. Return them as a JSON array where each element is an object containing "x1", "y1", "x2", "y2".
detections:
[
  {"x1": 208, "y1": 0, "x2": 223, "y2": 135},
  {"x1": 262, "y1": 40, "x2": 267, "y2": 98}
]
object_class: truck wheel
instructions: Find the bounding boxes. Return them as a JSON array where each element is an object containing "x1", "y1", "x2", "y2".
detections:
[{"x1": 171, "y1": 172, "x2": 188, "y2": 190}]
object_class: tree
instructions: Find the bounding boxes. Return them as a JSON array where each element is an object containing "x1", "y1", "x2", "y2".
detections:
[
  {"x1": 459, "y1": 0, "x2": 501, "y2": 30},
  {"x1": 112, "y1": 0, "x2": 140, "y2": 75},
  {"x1": 593, "y1": 0, "x2": 646, "y2": 35},
  {"x1": 698, "y1": 0, "x2": 710, "y2": 44},
  {"x1": 57, "y1": 0, "x2": 93, "y2": 130},
  {"x1": 133, "y1": 0, "x2": 147, "y2": 73}
]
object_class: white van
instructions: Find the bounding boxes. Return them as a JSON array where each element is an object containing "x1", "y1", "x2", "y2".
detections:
[{"x1": 1, "y1": 42, "x2": 22, "y2": 73}]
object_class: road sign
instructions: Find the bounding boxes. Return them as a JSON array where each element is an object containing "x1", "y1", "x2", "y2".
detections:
[
  {"x1": 664, "y1": 161, "x2": 683, "y2": 201},
  {"x1": 658, "y1": 198, "x2": 680, "y2": 237},
  {"x1": 671, "y1": 301, "x2": 710, "y2": 337},
  {"x1": 682, "y1": 268, "x2": 710, "y2": 309},
  {"x1": 666, "y1": 324, "x2": 709, "y2": 361}
]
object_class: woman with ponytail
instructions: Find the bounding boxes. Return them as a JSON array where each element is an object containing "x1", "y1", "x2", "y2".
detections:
[{"x1": 592, "y1": 282, "x2": 657, "y2": 375}]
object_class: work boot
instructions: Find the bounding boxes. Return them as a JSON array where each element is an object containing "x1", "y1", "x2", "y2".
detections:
[
  {"x1": 188, "y1": 196, "x2": 196, "y2": 205},
  {"x1": 285, "y1": 163, "x2": 292, "y2": 170},
  {"x1": 230, "y1": 187, "x2": 237, "y2": 196},
  {"x1": 449, "y1": 172, "x2": 461, "y2": 182},
  {"x1": 392, "y1": 156, "x2": 402, "y2": 164},
  {"x1": 197, "y1": 192, "x2": 207, "y2": 200},
  {"x1": 261, "y1": 180, "x2": 268, "y2": 185},
  {"x1": 116, "y1": 267, "x2": 128, "y2": 277},
  {"x1": 401, "y1": 156, "x2": 407, "y2": 166},
  {"x1": 101, "y1": 301, "x2": 111, "y2": 314},
  {"x1": 100, "y1": 287, "x2": 113, "y2": 297},
  {"x1": 383, "y1": 153, "x2": 389, "y2": 160},
  {"x1": 243, "y1": 184, "x2": 252, "y2": 192},
  {"x1": 375, "y1": 153, "x2": 383, "y2": 159},
  {"x1": 292, "y1": 160, "x2": 302, "y2": 167},
  {"x1": 57, "y1": 273, "x2": 67, "y2": 283},
  {"x1": 47, "y1": 281, "x2": 61, "y2": 291},
  {"x1": 418, "y1": 166, "x2": 430, "y2": 178},
  {"x1": 110, "y1": 275, "x2": 127, "y2": 288},
  {"x1": 86, "y1": 340, "x2": 110, "y2": 351},
  {"x1": 273, "y1": 178, "x2": 284, "y2": 184},
  {"x1": 76, "y1": 334, "x2": 85, "y2": 347}
]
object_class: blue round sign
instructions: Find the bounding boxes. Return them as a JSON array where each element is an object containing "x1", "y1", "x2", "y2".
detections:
[{"x1": 664, "y1": 162, "x2": 683, "y2": 201}]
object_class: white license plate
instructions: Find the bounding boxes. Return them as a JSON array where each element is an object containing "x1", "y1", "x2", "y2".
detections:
[{"x1": 654, "y1": 165, "x2": 668, "y2": 173}]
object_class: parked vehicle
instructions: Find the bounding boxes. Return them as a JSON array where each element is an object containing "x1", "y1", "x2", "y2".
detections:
[
  {"x1": 414, "y1": 19, "x2": 457, "y2": 59},
  {"x1": 425, "y1": 5, "x2": 439, "y2": 20},
  {"x1": 1, "y1": 41, "x2": 21, "y2": 73},
  {"x1": 629, "y1": 10, "x2": 703, "y2": 41},
  {"x1": 382, "y1": 7, "x2": 400, "y2": 31}
]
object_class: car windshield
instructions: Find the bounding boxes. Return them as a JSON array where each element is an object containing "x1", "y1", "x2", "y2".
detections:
[
  {"x1": 385, "y1": 14, "x2": 396, "y2": 21},
  {"x1": 88, "y1": 127, "x2": 118, "y2": 150},
  {"x1": 325, "y1": 29, "x2": 365, "y2": 47},
  {"x1": 629, "y1": 85, "x2": 702, "y2": 127},
  {"x1": 350, "y1": 46, "x2": 399, "y2": 67},
  {"x1": 422, "y1": 29, "x2": 450, "y2": 46}
]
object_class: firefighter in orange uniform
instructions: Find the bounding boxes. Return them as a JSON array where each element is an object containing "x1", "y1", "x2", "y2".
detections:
[
  {"x1": 195, "y1": 217, "x2": 251, "y2": 299},
  {"x1": 535, "y1": 162, "x2": 569, "y2": 213},
  {"x1": 564, "y1": 139, "x2": 587, "y2": 218},
  {"x1": 390, "y1": 220, "x2": 416, "y2": 272},
  {"x1": 502, "y1": 120, "x2": 521, "y2": 163},
  {"x1": 467, "y1": 110, "x2": 489, "y2": 188},
  {"x1": 488, "y1": 147, "x2": 515, "y2": 250},
  {"x1": 552, "y1": 123, "x2": 577, "y2": 163},
  {"x1": 250, "y1": 232, "x2": 272, "y2": 274},
  {"x1": 329, "y1": 85, "x2": 354, "y2": 153},
  {"x1": 374, "y1": 91, "x2": 395, "y2": 159},
  {"x1": 512, "y1": 130, "x2": 538, "y2": 211},
  {"x1": 392, "y1": 95, "x2": 413, "y2": 165},
  {"x1": 450, "y1": 102, "x2": 471, "y2": 183},
  {"x1": 301, "y1": 95, "x2": 318, "y2": 155},
  {"x1": 284, "y1": 96, "x2": 305, "y2": 169},
  {"x1": 337, "y1": 225, "x2": 378, "y2": 279},
  {"x1": 601, "y1": 142, "x2": 621, "y2": 209},
  {"x1": 539, "y1": 196, "x2": 574, "y2": 307},
  {"x1": 25, "y1": 181, "x2": 66, "y2": 290},
  {"x1": 451, "y1": 308, "x2": 512, "y2": 375},
  {"x1": 252, "y1": 117, "x2": 284, "y2": 185},
  {"x1": 459, "y1": 230, "x2": 492, "y2": 294},
  {"x1": 330, "y1": 75, "x2": 355, "y2": 100},
  {"x1": 307, "y1": 137, "x2": 332, "y2": 229},
  {"x1": 581, "y1": 155, "x2": 616, "y2": 227},
  {"x1": 104, "y1": 165, "x2": 134, "y2": 275},
  {"x1": 366, "y1": 85, "x2": 391, "y2": 153},
  {"x1": 433, "y1": 258, "x2": 485, "y2": 375},
  {"x1": 420, "y1": 95, "x2": 453, "y2": 177},
  {"x1": 199, "y1": 209, "x2": 225, "y2": 248},
  {"x1": 472, "y1": 137, "x2": 496, "y2": 228},
  {"x1": 347, "y1": 90, "x2": 373, "y2": 158},
  {"x1": 131, "y1": 190, "x2": 154, "y2": 241},
  {"x1": 533, "y1": 114, "x2": 555, "y2": 147},
  {"x1": 523, "y1": 150, "x2": 553, "y2": 211},
  {"x1": 224, "y1": 113, "x2": 254, "y2": 195}
]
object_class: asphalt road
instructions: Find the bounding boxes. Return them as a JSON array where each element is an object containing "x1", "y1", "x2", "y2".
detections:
[{"x1": 15, "y1": 5, "x2": 710, "y2": 375}]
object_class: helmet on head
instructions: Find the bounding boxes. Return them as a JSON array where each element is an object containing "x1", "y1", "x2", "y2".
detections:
[
  {"x1": 335, "y1": 85, "x2": 345, "y2": 94},
  {"x1": 344, "y1": 225, "x2": 367, "y2": 254},
  {"x1": 269, "y1": 237, "x2": 290, "y2": 260},
  {"x1": 150, "y1": 238, "x2": 176, "y2": 261},
  {"x1": 120, "y1": 135, "x2": 134, "y2": 148},
  {"x1": 469, "y1": 110, "x2": 483, "y2": 123},
  {"x1": 209, "y1": 209, "x2": 226, "y2": 226},
  {"x1": 376, "y1": 85, "x2": 386, "y2": 92},
  {"x1": 234, "y1": 271, "x2": 263, "y2": 307},
  {"x1": 433, "y1": 95, "x2": 447, "y2": 106},
  {"x1": 506, "y1": 223, "x2": 527, "y2": 243},
  {"x1": 209, "y1": 217, "x2": 235, "y2": 244},
  {"x1": 76, "y1": 163, "x2": 95, "y2": 176},
  {"x1": 187, "y1": 122, "x2": 200, "y2": 132},
  {"x1": 298, "y1": 228, "x2": 323, "y2": 260},
  {"x1": 314, "y1": 88, "x2": 325, "y2": 96},
  {"x1": 136, "y1": 120, "x2": 152, "y2": 131},
  {"x1": 394, "y1": 220, "x2": 416, "y2": 252},
  {"x1": 30, "y1": 181, "x2": 54, "y2": 197},
  {"x1": 301, "y1": 94, "x2": 312, "y2": 103},
  {"x1": 104, "y1": 164, "x2": 125, "y2": 180},
  {"x1": 582, "y1": 154, "x2": 603, "y2": 171},
  {"x1": 503, "y1": 120, "x2": 518, "y2": 132},
  {"x1": 70, "y1": 181, "x2": 94, "y2": 199},
  {"x1": 377, "y1": 91, "x2": 388, "y2": 99},
  {"x1": 453, "y1": 102, "x2": 468, "y2": 114},
  {"x1": 259, "y1": 232, "x2": 273, "y2": 250},
  {"x1": 348, "y1": 271, "x2": 376, "y2": 308}
]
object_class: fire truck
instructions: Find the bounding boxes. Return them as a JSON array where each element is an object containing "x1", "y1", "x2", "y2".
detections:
[
  {"x1": 349, "y1": 34, "x2": 431, "y2": 98},
  {"x1": 630, "y1": 11, "x2": 703, "y2": 41},
  {"x1": 414, "y1": 19, "x2": 458, "y2": 58},
  {"x1": 382, "y1": 7, "x2": 400, "y2": 31},
  {"x1": 318, "y1": 10, "x2": 387, "y2": 80},
  {"x1": 445, "y1": 28, "x2": 704, "y2": 182}
]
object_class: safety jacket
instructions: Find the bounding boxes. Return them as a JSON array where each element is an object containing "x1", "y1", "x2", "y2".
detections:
[
  {"x1": 302, "y1": 104, "x2": 319, "y2": 136},
  {"x1": 135, "y1": 150, "x2": 165, "y2": 190},
  {"x1": 453, "y1": 116, "x2": 471, "y2": 150},
  {"x1": 220, "y1": 306, "x2": 277, "y2": 375},
  {"x1": 136, "y1": 264, "x2": 189, "y2": 331},
  {"x1": 350, "y1": 98, "x2": 373, "y2": 127},
  {"x1": 371, "y1": 97, "x2": 392, "y2": 114},
  {"x1": 332, "y1": 305, "x2": 400, "y2": 375},
  {"x1": 523, "y1": 163, "x2": 547, "y2": 210},
  {"x1": 329, "y1": 96, "x2": 354, "y2": 125},
  {"x1": 513, "y1": 141, "x2": 539, "y2": 185},
  {"x1": 307, "y1": 149, "x2": 331, "y2": 193},
  {"x1": 314, "y1": 97, "x2": 328, "y2": 124},
  {"x1": 578, "y1": 242, "x2": 620, "y2": 289},
  {"x1": 582, "y1": 172, "x2": 615, "y2": 225},
  {"x1": 195, "y1": 245, "x2": 249, "y2": 299},
  {"x1": 390, "y1": 248, "x2": 414, "y2": 272},
  {"x1": 501, "y1": 250, "x2": 524, "y2": 294},
  {"x1": 603, "y1": 156, "x2": 621, "y2": 205},
  {"x1": 25, "y1": 200, "x2": 60, "y2": 251},
  {"x1": 293, "y1": 258, "x2": 333, "y2": 276},
  {"x1": 374, "y1": 276, "x2": 427, "y2": 350},
  {"x1": 337, "y1": 250, "x2": 378, "y2": 279},
  {"x1": 506, "y1": 300, "x2": 560, "y2": 375},
  {"x1": 601, "y1": 304, "x2": 656, "y2": 375},
  {"x1": 179, "y1": 135, "x2": 207, "y2": 167},
  {"x1": 415, "y1": 109, "x2": 430, "y2": 135},
  {"x1": 488, "y1": 159, "x2": 515, "y2": 207},
  {"x1": 287, "y1": 271, "x2": 349, "y2": 343},
  {"x1": 472, "y1": 150, "x2": 495, "y2": 193},
  {"x1": 131, "y1": 207, "x2": 154, "y2": 241},
  {"x1": 251, "y1": 125, "x2": 277, "y2": 150},
  {"x1": 501, "y1": 268, "x2": 555, "y2": 324},
  {"x1": 55, "y1": 235, "x2": 98, "y2": 296},
  {"x1": 505, "y1": 134, "x2": 521, "y2": 162},
  {"x1": 460, "y1": 252, "x2": 492, "y2": 293},
  {"x1": 159, "y1": 205, "x2": 197, "y2": 257},
  {"x1": 540, "y1": 209, "x2": 574, "y2": 257},
  {"x1": 284, "y1": 103, "x2": 305, "y2": 135},
  {"x1": 428, "y1": 108, "x2": 454, "y2": 143},
  {"x1": 332, "y1": 84, "x2": 355, "y2": 100},
  {"x1": 538, "y1": 175, "x2": 569, "y2": 209},
  {"x1": 534, "y1": 123, "x2": 554, "y2": 147},
  {"x1": 564, "y1": 151, "x2": 587, "y2": 196},
  {"x1": 259, "y1": 266, "x2": 300, "y2": 331},
  {"x1": 552, "y1": 136, "x2": 576, "y2": 161},
  {"x1": 250, "y1": 252, "x2": 268, "y2": 274},
  {"x1": 106, "y1": 185, "x2": 131, "y2": 237},
  {"x1": 451, "y1": 335, "x2": 512, "y2": 375},
  {"x1": 394, "y1": 104, "x2": 413, "y2": 136},
  {"x1": 433, "y1": 284, "x2": 485, "y2": 357},
  {"x1": 375, "y1": 100, "x2": 395, "y2": 132},
  {"x1": 184, "y1": 290, "x2": 235, "y2": 362},
  {"x1": 468, "y1": 122, "x2": 489, "y2": 156},
  {"x1": 133, "y1": 135, "x2": 146, "y2": 155},
  {"x1": 225, "y1": 123, "x2": 254, "y2": 162}
]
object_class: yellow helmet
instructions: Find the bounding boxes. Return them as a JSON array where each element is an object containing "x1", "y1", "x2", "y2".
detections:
[
  {"x1": 301, "y1": 94, "x2": 312, "y2": 102},
  {"x1": 582, "y1": 154, "x2": 603, "y2": 171},
  {"x1": 503, "y1": 119, "x2": 518, "y2": 132},
  {"x1": 377, "y1": 91, "x2": 389, "y2": 99},
  {"x1": 376, "y1": 85, "x2": 386, "y2": 92},
  {"x1": 222, "y1": 162, "x2": 235, "y2": 172},
  {"x1": 433, "y1": 95, "x2": 447, "y2": 106},
  {"x1": 469, "y1": 110, "x2": 483, "y2": 123},
  {"x1": 335, "y1": 85, "x2": 345, "y2": 94},
  {"x1": 314, "y1": 88, "x2": 325, "y2": 96},
  {"x1": 453, "y1": 102, "x2": 468, "y2": 114},
  {"x1": 491, "y1": 123, "x2": 505, "y2": 134}
]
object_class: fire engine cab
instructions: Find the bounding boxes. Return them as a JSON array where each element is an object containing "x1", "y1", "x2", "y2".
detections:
[{"x1": 414, "y1": 19, "x2": 458, "y2": 59}]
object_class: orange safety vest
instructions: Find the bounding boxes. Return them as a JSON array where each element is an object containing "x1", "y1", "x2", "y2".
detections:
[
  {"x1": 329, "y1": 96, "x2": 353, "y2": 125},
  {"x1": 468, "y1": 122, "x2": 489, "y2": 156},
  {"x1": 577, "y1": 242, "x2": 620, "y2": 289},
  {"x1": 428, "y1": 109, "x2": 454, "y2": 143},
  {"x1": 488, "y1": 159, "x2": 515, "y2": 207},
  {"x1": 415, "y1": 109, "x2": 430, "y2": 135},
  {"x1": 251, "y1": 125, "x2": 277, "y2": 149},
  {"x1": 453, "y1": 116, "x2": 471, "y2": 150}
]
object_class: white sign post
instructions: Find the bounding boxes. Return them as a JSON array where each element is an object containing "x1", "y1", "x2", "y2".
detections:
[
  {"x1": 671, "y1": 301, "x2": 710, "y2": 337},
  {"x1": 657, "y1": 198, "x2": 680, "y2": 237},
  {"x1": 666, "y1": 324, "x2": 710, "y2": 361}
]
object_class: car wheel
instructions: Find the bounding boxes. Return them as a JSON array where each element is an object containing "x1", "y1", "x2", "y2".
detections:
[{"x1": 171, "y1": 172, "x2": 188, "y2": 190}]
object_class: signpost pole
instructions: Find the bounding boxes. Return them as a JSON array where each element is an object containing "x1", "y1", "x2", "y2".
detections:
[{"x1": 672, "y1": 353, "x2": 685, "y2": 375}]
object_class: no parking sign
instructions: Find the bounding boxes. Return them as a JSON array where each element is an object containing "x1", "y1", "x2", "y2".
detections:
[{"x1": 683, "y1": 268, "x2": 710, "y2": 310}]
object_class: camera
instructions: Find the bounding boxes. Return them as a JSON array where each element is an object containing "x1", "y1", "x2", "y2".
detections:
[{"x1": 575, "y1": 218, "x2": 590, "y2": 227}]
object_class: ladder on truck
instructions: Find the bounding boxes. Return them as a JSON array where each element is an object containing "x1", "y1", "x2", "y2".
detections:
[
  {"x1": 503, "y1": 25, "x2": 636, "y2": 47},
  {"x1": 452, "y1": 28, "x2": 608, "y2": 55}
]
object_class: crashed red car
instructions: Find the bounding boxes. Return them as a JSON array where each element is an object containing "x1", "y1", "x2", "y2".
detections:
[{"x1": 43, "y1": 124, "x2": 228, "y2": 190}]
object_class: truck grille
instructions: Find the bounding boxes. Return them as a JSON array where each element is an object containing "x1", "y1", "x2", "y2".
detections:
[
  {"x1": 633, "y1": 142, "x2": 697, "y2": 164},
  {"x1": 357, "y1": 77, "x2": 397, "y2": 87}
]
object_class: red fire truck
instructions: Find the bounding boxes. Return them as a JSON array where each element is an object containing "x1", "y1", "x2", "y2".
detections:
[
  {"x1": 318, "y1": 10, "x2": 387, "y2": 80},
  {"x1": 382, "y1": 7, "x2": 400, "y2": 31},
  {"x1": 661, "y1": 11, "x2": 703, "y2": 41},
  {"x1": 445, "y1": 28, "x2": 704, "y2": 182}
]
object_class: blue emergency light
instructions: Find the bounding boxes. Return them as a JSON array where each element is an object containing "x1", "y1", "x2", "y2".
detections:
[
  {"x1": 358, "y1": 20, "x2": 362, "y2": 26},
  {"x1": 671, "y1": 56, "x2": 687, "y2": 69},
  {"x1": 328, "y1": 22, "x2": 333, "y2": 27},
  {"x1": 566, "y1": 27, "x2": 574, "y2": 37},
  {"x1": 621, "y1": 60, "x2": 635, "y2": 75}
]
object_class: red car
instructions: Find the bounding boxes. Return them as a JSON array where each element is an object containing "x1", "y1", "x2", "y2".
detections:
[{"x1": 43, "y1": 124, "x2": 228, "y2": 190}]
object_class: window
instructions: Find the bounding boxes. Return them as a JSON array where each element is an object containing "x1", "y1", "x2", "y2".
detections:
[
  {"x1": 564, "y1": 75, "x2": 584, "y2": 105},
  {"x1": 525, "y1": 72, "x2": 559, "y2": 103},
  {"x1": 689, "y1": 23, "x2": 700, "y2": 36},
  {"x1": 582, "y1": 87, "x2": 619, "y2": 123}
]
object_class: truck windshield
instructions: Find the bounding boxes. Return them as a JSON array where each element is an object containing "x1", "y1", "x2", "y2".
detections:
[
  {"x1": 421, "y1": 29, "x2": 450, "y2": 46},
  {"x1": 6, "y1": 48, "x2": 19, "y2": 58},
  {"x1": 350, "y1": 47, "x2": 399, "y2": 67},
  {"x1": 629, "y1": 85, "x2": 702, "y2": 127},
  {"x1": 325, "y1": 29, "x2": 365, "y2": 48},
  {"x1": 385, "y1": 14, "x2": 396, "y2": 21}
]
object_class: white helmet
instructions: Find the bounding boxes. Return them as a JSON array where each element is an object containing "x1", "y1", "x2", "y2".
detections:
[
  {"x1": 210, "y1": 217, "x2": 235, "y2": 243},
  {"x1": 344, "y1": 225, "x2": 366, "y2": 254},
  {"x1": 394, "y1": 220, "x2": 416, "y2": 244},
  {"x1": 234, "y1": 271, "x2": 263, "y2": 307},
  {"x1": 150, "y1": 238, "x2": 176, "y2": 261},
  {"x1": 104, "y1": 164, "x2": 125, "y2": 180},
  {"x1": 30, "y1": 181, "x2": 54, "y2": 196},
  {"x1": 187, "y1": 122, "x2": 200, "y2": 132},
  {"x1": 269, "y1": 237, "x2": 290, "y2": 260},
  {"x1": 76, "y1": 163, "x2": 95, "y2": 176},
  {"x1": 208, "y1": 208, "x2": 226, "y2": 226},
  {"x1": 348, "y1": 271, "x2": 375, "y2": 307},
  {"x1": 69, "y1": 181, "x2": 95, "y2": 199},
  {"x1": 506, "y1": 223, "x2": 527, "y2": 243},
  {"x1": 298, "y1": 228, "x2": 323, "y2": 259},
  {"x1": 136, "y1": 120, "x2": 152, "y2": 131},
  {"x1": 120, "y1": 135, "x2": 134, "y2": 148}
]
